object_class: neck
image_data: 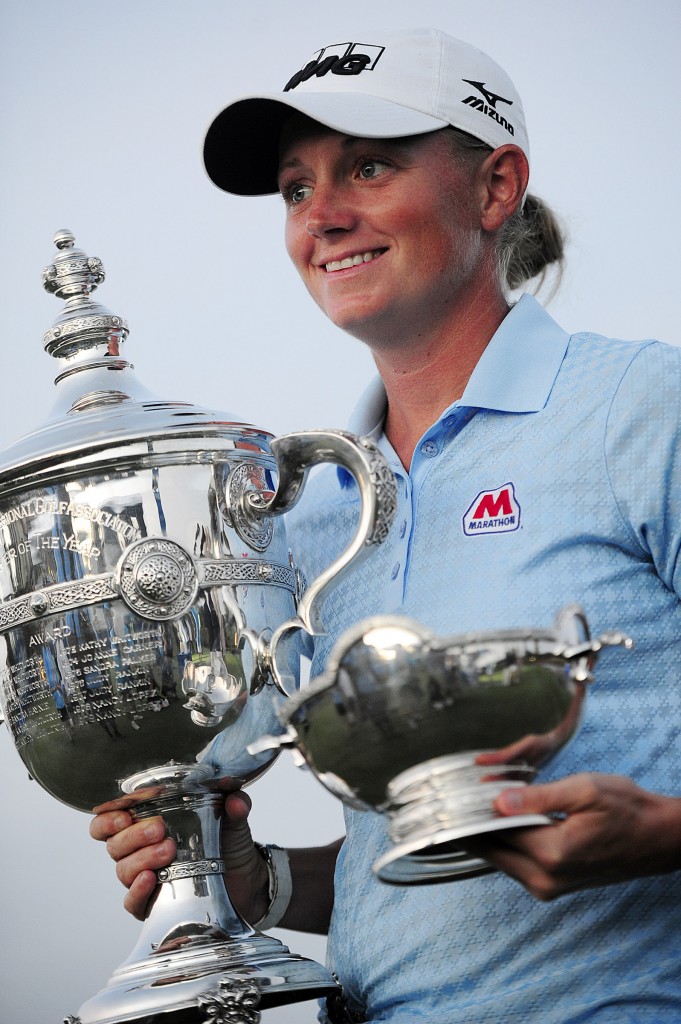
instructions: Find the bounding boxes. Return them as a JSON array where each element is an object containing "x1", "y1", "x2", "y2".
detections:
[{"x1": 371, "y1": 291, "x2": 510, "y2": 470}]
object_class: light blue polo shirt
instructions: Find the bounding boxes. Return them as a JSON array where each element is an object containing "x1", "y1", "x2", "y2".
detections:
[{"x1": 287, "y1": 294, "x2": 681, "y2": 1023}]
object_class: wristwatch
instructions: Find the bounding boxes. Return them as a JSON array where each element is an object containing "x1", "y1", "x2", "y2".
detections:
[{"x1": 253, "y1": 843, "x2": 292, "y2": 930}]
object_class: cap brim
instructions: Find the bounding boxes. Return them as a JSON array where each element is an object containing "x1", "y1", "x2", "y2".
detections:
[{"x1": 203, "y1": 93, "x2": 448, "y2": 196}]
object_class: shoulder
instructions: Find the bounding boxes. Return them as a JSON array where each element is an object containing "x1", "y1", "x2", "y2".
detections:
[
  {"x1": 564, "y1": 330, "x2": 680, "y2": 371},
  {"x1": 556, "y1": 331, "x2": 681, "y2": 411}
]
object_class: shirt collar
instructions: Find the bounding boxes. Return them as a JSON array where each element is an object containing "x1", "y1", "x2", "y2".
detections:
[
  {"x1": 459, "y1": 293, "x2": 569, "y2": 413},
  {"x1": 341, "y1": 294, "x2": 570, "y2": 485}
]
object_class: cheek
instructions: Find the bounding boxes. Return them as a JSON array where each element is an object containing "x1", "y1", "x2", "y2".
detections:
[
  {"x1": 284, "y1": 219, "x2": 307, "y2": 273},
  {"x1": 284, "y1": 221, "x2": 326, "y2": 307},
  {"x1": 433, "y1": 204, "x2": 482, "y2": 268}
]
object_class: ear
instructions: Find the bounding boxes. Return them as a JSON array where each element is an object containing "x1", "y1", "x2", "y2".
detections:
[{"x1": 477, "y1": 145, "x2": 529, "y2": 232}]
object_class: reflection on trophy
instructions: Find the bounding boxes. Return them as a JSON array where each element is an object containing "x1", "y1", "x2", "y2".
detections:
[
  {"x1": 253, "y1": 606, "x2": 633, "y2": 884},
  {"x1": 0, "y1": 232, "x2": 397, "y2": 1023}
]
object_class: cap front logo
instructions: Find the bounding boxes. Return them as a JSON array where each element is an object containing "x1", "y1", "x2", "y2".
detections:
[
  {"x1": 461, "y1": 80, "x2": 515, "y2": 137},
  {"x1": 462, "y1": 483, "x2": 521, "y2": 536},
  {"x1": 284, "y1": 42, "x2": 385, "y2": 92}
]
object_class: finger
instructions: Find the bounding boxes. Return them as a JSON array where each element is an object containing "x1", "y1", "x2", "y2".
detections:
[
  {"x1": 115, "y1": 837, "x2": 177, "y2": 889},
  {"x1": 89, "y1": 810, "x2": 133, "y2": 842},
  {"x1": 104, "y1": 817, "x2": 168, "y2": 863},
  {"x1": 91, "y1": 787, "x2": 163, "y2": 814},
  {"x1": 465, "y1": 828, "x2": 567, "y2": 901},
  {"x1": 123, "y1": 869, "x2": 159, "y2": 921},
  {"x1": 494, "y1": 774, "x2": 599, "y2": 819},
  {"x1": 224, "y1": 791, "x2": 252, "y2": 824}
]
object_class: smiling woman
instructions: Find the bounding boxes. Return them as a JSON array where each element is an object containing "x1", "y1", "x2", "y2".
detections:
[{"x1": 88, "y1": 23, "x2": 681, "y2": 1024}]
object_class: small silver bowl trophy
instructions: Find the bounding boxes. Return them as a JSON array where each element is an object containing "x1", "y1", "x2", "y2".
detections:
[
  {"x1": 0, "y1": 232, "x2": 398, "y2": 1024},
  {"x1": 0, "y1": 233, "x2": 632, "y2": 1024},
  {"x1": 254, "y1": 609, "x2": 632, "y2": 884}
]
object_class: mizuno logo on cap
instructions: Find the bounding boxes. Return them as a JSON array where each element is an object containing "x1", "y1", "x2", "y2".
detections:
[
  {"x1": 461, "y1": 80, "x2": 515, "y2": 137},
  {"x1": 462, "y1": 483, "x2": 521, "y2": 536},
  {"x1": 284, "y1": 42, "x2": 385, "y2": 92}
]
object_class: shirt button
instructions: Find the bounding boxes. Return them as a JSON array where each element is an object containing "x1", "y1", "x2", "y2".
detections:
[
  {"x1": 398, "y1": 520, "x2": 407, "y2": 538},
  {"x1": 420, "y1": 440, "x2": 438, "y2": 457},
  {"x1": 390, "y1": 562, "x2": 401, "y2": 580}
]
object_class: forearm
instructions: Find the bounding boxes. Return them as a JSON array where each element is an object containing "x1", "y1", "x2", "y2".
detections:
[{"x1": 279, "y1": 837, "x2": 343, "y2": 934}]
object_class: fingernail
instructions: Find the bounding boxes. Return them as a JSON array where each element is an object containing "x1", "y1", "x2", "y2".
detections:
[
  {"x1": 113, "y1": 814, "x2": 127, "y2": 830},
  {"x1": 144, "y1": 820, "x2": 164, "y2": 840},
  {"x1": 500, "y1": 789, "x2": 524, "y2": 813}
]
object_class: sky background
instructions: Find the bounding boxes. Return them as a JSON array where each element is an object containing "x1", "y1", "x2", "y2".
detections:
[{"x1": 0, "y1": 2, "x2": 680, "y2": 1022}]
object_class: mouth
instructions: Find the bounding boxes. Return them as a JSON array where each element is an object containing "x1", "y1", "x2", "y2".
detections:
[{"x1": 324, "y1": 248, "x2": 386, "y2": 273}]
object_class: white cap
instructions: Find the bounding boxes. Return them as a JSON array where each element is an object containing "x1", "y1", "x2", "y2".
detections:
[{"x1": 203, "y1": 27, "x2": 529, "y2": 196}]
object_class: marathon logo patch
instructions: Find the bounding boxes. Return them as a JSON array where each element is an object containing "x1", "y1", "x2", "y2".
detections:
[{"x1": 462, "y1": 483, "x2": 521, "y2": 536}]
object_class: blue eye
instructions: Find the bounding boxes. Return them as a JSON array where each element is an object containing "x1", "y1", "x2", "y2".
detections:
[
  {"x1": 359, "y1": 160, "x2": 389, "y2": 180},
  {"x1": 286, "y1": 184, "x2": 312, "y2": 205}
]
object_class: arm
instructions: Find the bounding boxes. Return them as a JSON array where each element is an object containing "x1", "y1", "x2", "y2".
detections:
[
  {"x1": 89, "y1": 792, "x2": 341, "y2": 933},
  {"x1": 281, "y1": 840, "x2": 342, "y2": 933}
]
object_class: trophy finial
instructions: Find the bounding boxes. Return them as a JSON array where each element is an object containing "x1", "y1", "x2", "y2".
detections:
[
  {"x1": 41, "y1": 229, "x2": 126, "y2": 369},
  {"x1": 42, "y1": 228, "x2": 106, "y2": 303},
  {"x1": 54, "y1": 228, "x2": 76, "y2": 249}
]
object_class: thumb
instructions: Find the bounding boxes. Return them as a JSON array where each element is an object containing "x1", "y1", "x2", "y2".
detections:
[
  {"x1": 219, "y1": 792, "x2": 270, "y2": 923},
  {"x1": 494, "y1": 777, "x2": 587, "y2": 818},
  {"x1": 221, "y1": 792, "x2": 259, "y2": 871}
]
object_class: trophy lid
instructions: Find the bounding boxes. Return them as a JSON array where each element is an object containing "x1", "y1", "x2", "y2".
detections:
[{"x1": 0, "y1": 231, "x2": 272, "y2": 495}]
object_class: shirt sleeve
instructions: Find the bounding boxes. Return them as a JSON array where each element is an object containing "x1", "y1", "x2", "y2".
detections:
[{"x1": 605, "y1": 340, "x2": 681, "y2": 598}]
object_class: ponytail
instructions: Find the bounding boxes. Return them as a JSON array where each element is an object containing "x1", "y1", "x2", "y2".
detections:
[{"x1": 498, "y1": 193, "x2": 566, "y2": 296}]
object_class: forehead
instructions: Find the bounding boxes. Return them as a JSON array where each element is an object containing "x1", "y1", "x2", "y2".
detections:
[
  {"x1": 278, "y1": 115, "x2": 346, "y2": 167},
  {"x1": 278, "y1": 114, "x2": 446, "y2": 174}
]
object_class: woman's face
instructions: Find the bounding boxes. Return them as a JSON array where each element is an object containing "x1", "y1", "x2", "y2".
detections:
[{"x1": 278, "y1": 119, "x2": 487, "y2": 348}]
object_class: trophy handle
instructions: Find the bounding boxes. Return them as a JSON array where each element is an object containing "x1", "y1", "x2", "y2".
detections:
[
  {"x1": 246, "y1": 430, "x2": 397, "y2": 695},
  {"x1": 553, "y1": 603, "x2": 633, "y2": 681}
]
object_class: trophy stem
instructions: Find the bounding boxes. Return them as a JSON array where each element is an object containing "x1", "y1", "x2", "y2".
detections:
[
  {"x1": 373, "y1": 752, "x2": 551, "y2": 885},
  {"x1": 73, "y1": 780, "x2": 337, "y2": 1024}
]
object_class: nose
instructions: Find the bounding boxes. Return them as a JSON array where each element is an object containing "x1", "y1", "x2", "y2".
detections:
[{"x1": 305, "y1": 183, "x2": 357, "y2": 239}]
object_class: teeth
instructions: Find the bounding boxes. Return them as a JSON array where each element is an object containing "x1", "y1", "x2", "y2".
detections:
[{"x1": 325, "y1": 250, "x2": 380, "y2": 273}]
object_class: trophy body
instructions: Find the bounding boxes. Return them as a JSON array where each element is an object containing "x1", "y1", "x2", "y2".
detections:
[
  {"x1": 255, "y1": 609, "x2": 632, "y2": 884},
  {"x1": 0, "y1": 233, "x2": 397, "y2": 1023}
]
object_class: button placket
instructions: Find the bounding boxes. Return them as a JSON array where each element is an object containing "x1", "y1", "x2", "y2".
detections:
[{"x1": 383, "y1": 472, "x2": 409, "y2": 597}]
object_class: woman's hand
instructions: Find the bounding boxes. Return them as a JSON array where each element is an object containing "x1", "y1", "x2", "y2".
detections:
[
  {"x1": 89, "y1": 802, "x2": 173, "y2": 920},
  {"x1": 89, "y1": 789, "x2": 268, "y2": 922},
  {"x1": 468, "y1": 772, "x2": 681, "y2": 900}
]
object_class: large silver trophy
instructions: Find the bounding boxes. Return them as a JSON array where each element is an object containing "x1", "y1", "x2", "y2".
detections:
[
  {"x1": 0, "y1": 232, "x2": 397, "y2": 1023},
  {"x1": 254, "y1": 607, "x2": 632, "y2": 883}
]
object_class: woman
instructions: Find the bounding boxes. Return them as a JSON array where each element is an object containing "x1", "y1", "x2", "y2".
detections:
[{"x1": 92, "y1": 28, "x2": 681, "y2": 1022}]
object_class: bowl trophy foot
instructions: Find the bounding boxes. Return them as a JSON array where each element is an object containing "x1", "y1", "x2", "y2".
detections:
[{"x1": 373, "y1": 752, "x2": 551, "y2": 884}]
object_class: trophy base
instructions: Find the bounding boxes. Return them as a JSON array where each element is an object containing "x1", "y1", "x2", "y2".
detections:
[
  {"x1": 71, "y1": 930, "x2": 337, "y2": 1023},
  {"x1": 68, "y1": 780, "x2": 339, "y2": 1023},
  {"x1": 374, "y1": 752, "x2": 551, "y2": 884}
]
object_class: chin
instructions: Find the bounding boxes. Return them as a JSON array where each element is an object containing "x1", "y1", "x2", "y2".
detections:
[{"x1": 322, "y1": 301, "x2": 391, "y2": 341}]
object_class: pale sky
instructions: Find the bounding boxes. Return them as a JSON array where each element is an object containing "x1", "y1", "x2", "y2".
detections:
[{"x1": 1, "y1": 2, "x2": 680, "y2": 1022}]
